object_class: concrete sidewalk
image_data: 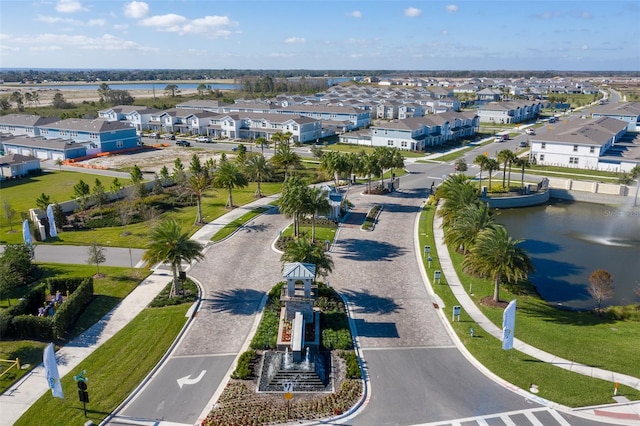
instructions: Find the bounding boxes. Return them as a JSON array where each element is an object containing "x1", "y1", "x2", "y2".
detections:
[
  {"x1": 0, "y1": 195, "x2": 279, "y2": 426},
  {"x1": 432, "y1": 204, "x2": 640, "y2": 425}
]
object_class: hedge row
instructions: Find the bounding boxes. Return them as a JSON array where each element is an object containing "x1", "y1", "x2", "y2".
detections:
[{"x1": 0, "y1": 277, "x2": 93, "y2": 341}]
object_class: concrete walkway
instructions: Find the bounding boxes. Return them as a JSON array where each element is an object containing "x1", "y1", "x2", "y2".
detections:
[
  {"x1": 0, "y1": 195, "x2": 279, "y2": 426},
  {"x1": 432, "y1": 204, "x2": 640, "y2": 424}
]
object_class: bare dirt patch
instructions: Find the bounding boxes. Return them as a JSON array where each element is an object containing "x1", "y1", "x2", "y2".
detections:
[{"x1": 77, "y1": 146, "x2": 223, "y2": 174}]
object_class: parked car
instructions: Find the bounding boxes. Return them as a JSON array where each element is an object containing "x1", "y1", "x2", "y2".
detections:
[
  {"x1": 525, "y1": 128, "x2": 535, "y2": 135},
  {"x1": 519, "y1": 141, "x2": 529, "y2": 148},
  {"x1": 231, "y1": 146, "x2": 238, "y2": 151},
  {"x1": 494, "y1": 133, "x2": 509, "y2": 142},
  {"x1": 196, "y1": 136, "x2": 211, "y2": 143},
  {"x1": 160, "y1": 133, "x2": 175, "y2": 140},
  {"x1": 176, "y1": 140, "x2": 191, "y2": 147}
]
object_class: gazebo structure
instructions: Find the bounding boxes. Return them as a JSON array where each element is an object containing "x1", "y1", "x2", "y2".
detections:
[{"x1": 278, "y1": 262, "x2": 320, "y2": 362}]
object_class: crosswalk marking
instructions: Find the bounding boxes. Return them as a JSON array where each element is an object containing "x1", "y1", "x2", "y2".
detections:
[{"x1": 415, "y1": 407, "x2": 570, "y2": 426}]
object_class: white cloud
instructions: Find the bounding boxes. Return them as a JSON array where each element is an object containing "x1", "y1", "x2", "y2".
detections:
[
  {"x1": 7, "y1": 32, "x2": 156, "y2": 53},
  {"x1": 347, "y1": 11, "x2": 362, "y2": 18},
  {"x1": 138, "y1": 14, "x2": 237, "y2": 37},
  {"x1": 124, "y1": 1, "x2": 149, "y2": 19},
  {"x1": 445, "y1": 5, "x2": 459, "y2": 13},
  {"x1": 404, "y1": 7, "x2": 422, "y2": 18},
  {"x1": 36, "y1": 15, "x2": 103, "y2": 27},
  {"x1": 113, "y1": 24, "x2": 129, "y2": 30},
  {"x1": 285, "y1": 37, "x2": 306, "y2": 44},
  {"x1": 56, "y1": 0, "x2": 87, "y2": 13}
]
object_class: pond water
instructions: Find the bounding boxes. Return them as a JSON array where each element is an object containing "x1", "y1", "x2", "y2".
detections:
[{"x1": 496, "y1": 199, "x2": 640, "y2": 310}]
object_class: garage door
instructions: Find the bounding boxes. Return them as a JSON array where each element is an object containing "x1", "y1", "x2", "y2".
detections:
[
  {"x1": 20, "y1": 148, "x2": 33, "y2": 156},
  {"x1": 51, "y1": 152, "x2": 64, "y2": 161},
  {"x1": 35, "y1": 150, "x2": 49, "y2": 160}
]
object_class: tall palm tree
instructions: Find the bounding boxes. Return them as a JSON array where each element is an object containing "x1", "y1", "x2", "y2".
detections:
[
  {"x1": 497, "y1": 149, "x2": 516, "y2": 189},
  {"x1": 474, "y1": 155, "x2": 489, "y2": 192},
  {"x1": 463, "y1": 225, "x2": 534, "y2": 302},
  {"x1": 213, "y1": 160, "x2": 248, "y2": 208},
  {"x1": 306, "y1": 186, "x2": 331, "y2": 242},
  {"x1": 443, "y1": 202, "x2": 496, "y2": 254},
  {"x1": 186, "y1": 172, "x2": 212, "y2": 224},
  {"x1": 436, "y1": 174, "x2": 479, "y2": 228},
  {"x1": 142, "y1": 219, "x2": 204, "y2": 298},
  {"x1": 358, "y1": 151, "x2": 377, "y2": 194},
  {"x1": 320, "y1": 151, "x2": 348, "y2": 190},
  {"x1": 515, "y1": 157, "x2": 529, "y2": 191},
  {"x1": 281, "y1": 235, "x2": 334, "y2": 279},
  {"x1": 279, "y1": 176, "x2": 309, "y2": 238},
  {"x1": 485, "y1": 158, "x2": 500, "y2": 192},
  {"x1": 270, "y1": 131, "x2": 292, "y2": 149},
  {"x1": 244, "y1": 153, "x2": 273, "y2": 198},
  {"x1": 271, "y1": 143, "x2": 302, "y2": 179}
]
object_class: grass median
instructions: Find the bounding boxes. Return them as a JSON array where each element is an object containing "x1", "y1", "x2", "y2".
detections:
[
  {"x1": 210, "y1": 206, "x2": 270, "y2": 242},
  {"x1": 14, "y1": 303, "x2": 189, "y2": 426},
  {"x1": 418, "y1": 204, "x2": 640, "y2": 407}
]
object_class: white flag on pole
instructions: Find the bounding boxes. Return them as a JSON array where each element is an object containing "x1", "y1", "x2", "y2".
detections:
[
  {"x1": 502, "y1": 299, "x2": 516, "y2": 350},
  {"x1": 22, "y1": 219, "x2": 32, "y2": 246},
  {"x1": 47, "y1": 204, "x2": 58, "y2": 238},
  {"x1": 43, "y1": 343, "x2": 64, "y2": 399}
]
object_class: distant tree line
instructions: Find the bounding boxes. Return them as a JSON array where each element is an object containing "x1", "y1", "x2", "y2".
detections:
[{"x1": 1, "y1": 69, "x2": 638, "y2": 84}]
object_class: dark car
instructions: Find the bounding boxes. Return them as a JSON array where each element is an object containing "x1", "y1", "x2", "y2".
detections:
[{"x1": 176, "y1": 140, "x2": 191, "y2": 147}]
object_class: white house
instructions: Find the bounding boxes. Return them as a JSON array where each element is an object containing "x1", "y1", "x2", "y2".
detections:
[{"x1": 529, "y1": 117, "x2": 637, "y2": 172}]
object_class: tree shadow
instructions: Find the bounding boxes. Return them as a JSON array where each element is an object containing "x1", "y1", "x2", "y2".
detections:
[
  {"x1": 375, "y1": 202, "x2": 421, "y2": 214},
  {"x1": 336, "y1": 239, "x2": 407, "y2": 261},
  {"x1": 202, "y1": 288, "x2": 264, "y2": 315},
  {"x1": 517, "y1": 297, "x2": 615, "y2": 326},
  {"x1": 521, "y1": 239, "x2": 562, "y2": 255},
  {"x1": 341, "y1": 288, "x2": 402, "y2": 315},
  {"x1": 242, "y1": 222, "x2": 269, "y2": 233},
  {"x1": 352, "y1": 318, "x2": 399, "y2": 338}
]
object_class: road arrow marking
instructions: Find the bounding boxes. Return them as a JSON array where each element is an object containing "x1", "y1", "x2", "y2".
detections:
[{"x1": 177, "y1": 370, "x2": 206, "y2": 389}]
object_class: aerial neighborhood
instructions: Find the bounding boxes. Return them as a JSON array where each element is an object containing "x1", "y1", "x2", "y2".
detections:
[{"x1": 1, "y1": 76, "x2": 639, "y2": 177}]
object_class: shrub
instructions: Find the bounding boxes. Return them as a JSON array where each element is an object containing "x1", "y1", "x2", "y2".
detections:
[
  {"x1": 231, "y1": 350, "x2": 257, "y2": 380},
  {"x1": 322, "y1": 329, "x2": 352, "y2": 350},
  {"x1": 149, "y1": 279, "x2": 198, "y2": 307},
  {"x1": 339, "y1": 350, "x2": 362, "y2": 379}
]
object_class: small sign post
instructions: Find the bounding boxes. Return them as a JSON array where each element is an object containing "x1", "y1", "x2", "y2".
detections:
[
  {"x1": 434, "y1": 270, "x2": 441, "y2": 284},
  {"x1": 423, "y1": 245, "x2": 431, "y2": 257},
  {"x1": 427, "y1": 256, "x2": 432, "y2": 268},
  {"x1": 283, "y1": 381, "x2": 293, "y2": 418},
  {"x1": 453, "y1": 305, "x2": 461, "y2": 322},
  {"x1": 74, "y1": 372, "x2": 89, "y2": 417}
]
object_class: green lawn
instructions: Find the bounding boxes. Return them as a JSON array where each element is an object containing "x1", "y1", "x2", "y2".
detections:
[
  {"x1": 0, "y1": 264, "x2": 147, "y2": 393},
  {"x1": 321, "y1": 143, "x2": 425, "y2": 158},
  {"x1": 3, "y1": 181, "x2": 283, "y2": 247},
  {"x1": 14, "y1": 304, "x2": 188, "y2": 426},
  {"x1": 211, "y1": 206, "x2": 270, "y2": 242},
  {"x1": 418, "y1": 205, "x2": 640, "y2": 407}
]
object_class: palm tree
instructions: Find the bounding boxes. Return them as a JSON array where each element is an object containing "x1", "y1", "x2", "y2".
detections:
[
  {"x1": 186, "y1": 172, "x2": 212, "y2": 224},
  {"x1": 358, "y1": 151, "x2": 377, "y2": 194},
  {"x1": 281, "y1": 235, "x2": 334, "y2": 279},
  {"x1": 497, "y1": 149, "x2": 516, "y2": 189},
  {"x1": 255, "y1": 136, "x2": 269, "y2": 154},
  {"x1": 279, "y1": 176, "x2": 309, "y2": 238},
  {"x1": 244, "y1": 153, "x2": 273, "y2": 198},
  {"x1": 515, "y1": 157, "x2": 529, "y2": 191},
  {"x1": 485, "y1": 158, "x2": 500, "y2": 192},
  {"x1": 270, "y1": 131, "x2": 292, "y2": 149},
  {"x1": 271, "y1": 143, "x2": 302, "y2": 179},
  {"x1": 463, "y1": 225, "x2": 534, "y2": 302},
  {"x1": 443, "y1": 202, "x2": 496, "y2": 254},
  {"x1": 213, "y1": 160, "x2": 248, "y2": 208},
  {"x1": 142, "y1": 219, "x2": 204, "y2": 298},
  {"x1": 436, "y1": 174, "x2": 479, "y2": 228},
  {"x1": 474, "y1": 155, "x2": 489, "y2": 191},
  {"x1": 320, "y1": 151, "x2": 348, "y2": 190},
  {"x1": 306, "y1": 186, "x2": 331, "y2": 242}
]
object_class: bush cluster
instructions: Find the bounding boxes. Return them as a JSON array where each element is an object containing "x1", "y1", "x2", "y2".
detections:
[
  {"x1": 149, "y1": 279, "x2": 198, "y2": 307},
  {"x1": 1, "y1": 277, "x2": 93, "y2": 340},
  {"x1": 339, "y1": 350, "x2": 362, "y2": 379},
  {"x1": 231, "y1": 350, "x2": 257, "y2": 380}
]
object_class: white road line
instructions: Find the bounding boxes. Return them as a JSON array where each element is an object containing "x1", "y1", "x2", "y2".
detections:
[
  {"x1": 547, "y1": 408, "x2": 572, "y2": 426},
  {"x1": 523, "y1": 409, "x2": 545, "y2": 426}
]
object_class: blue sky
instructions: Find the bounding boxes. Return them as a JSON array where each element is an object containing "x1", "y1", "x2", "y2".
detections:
[{"x1": 1, "y1": 0, "x2": 638, "y2": 71}]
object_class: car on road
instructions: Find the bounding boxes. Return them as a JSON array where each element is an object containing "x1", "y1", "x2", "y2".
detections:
[
  {"x1": 525, "y1": 128, "x2": 535, "y2": 135},
  {"x1": 160, "y1": 133, "x2": 176, "y2": 140},
  {"x1": 519, "y1": 141, "x2": 529, "y2": 148},
  {"x1": 231, "y1": 146, "x2": 238, "y2": 151},
  {"x1": 176, "y1": 140, "x2": 191, "y2": 147},
  {"x1": 196, "y1": 136, "x2": 211, "y2": 143}
]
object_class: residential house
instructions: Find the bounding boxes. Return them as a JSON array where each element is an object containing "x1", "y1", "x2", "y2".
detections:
[
  {"x1": 1, "y1": 135, "x2": 86, "y2": 160},
  {"x1": 591, "y1": 102, "x2": 640, "y2": 132},
  {"x1": 97, "y1": 105, "x2": 162, "y2": 132},
  {"x1": 0, "y1": 114, "x2": 60, "y2": 137},
  {"x1": 0, "y1": 153, "x2": 41, "y2": 179}
]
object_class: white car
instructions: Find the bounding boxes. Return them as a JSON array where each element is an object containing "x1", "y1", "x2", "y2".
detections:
[
  {"x1": 525, "y1": 128, "x2": 535, "y2": 135},
  {"x1": 196, "y1": 136, "x2": 211, "y2": 143}
]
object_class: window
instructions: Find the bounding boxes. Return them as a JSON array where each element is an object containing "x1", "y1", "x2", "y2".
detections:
[
  {"x1": 116, "y1": 141, "x2": 124, "y2": 148},
  {"x1": 589, "y1": 146, "x2": 595, "y2": 154},
  {"x1": 573, "y1": 145, "x2": 578, "y2": 152},
  {"x1": 387, "y1": 140, "x2": 394, "y2": 146},
  {"x1": 401, "y1": 141, "x2": 407, "y2": 147},
  {"x1": 541, "y1": 142, "x2": 546, "y2": 149},
  {"x1": 569, "y1": 157, "x2": 579, "y2": 165},
  {"x1": 539, "y1": 154, "x2": 545, "y2": 161}
]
